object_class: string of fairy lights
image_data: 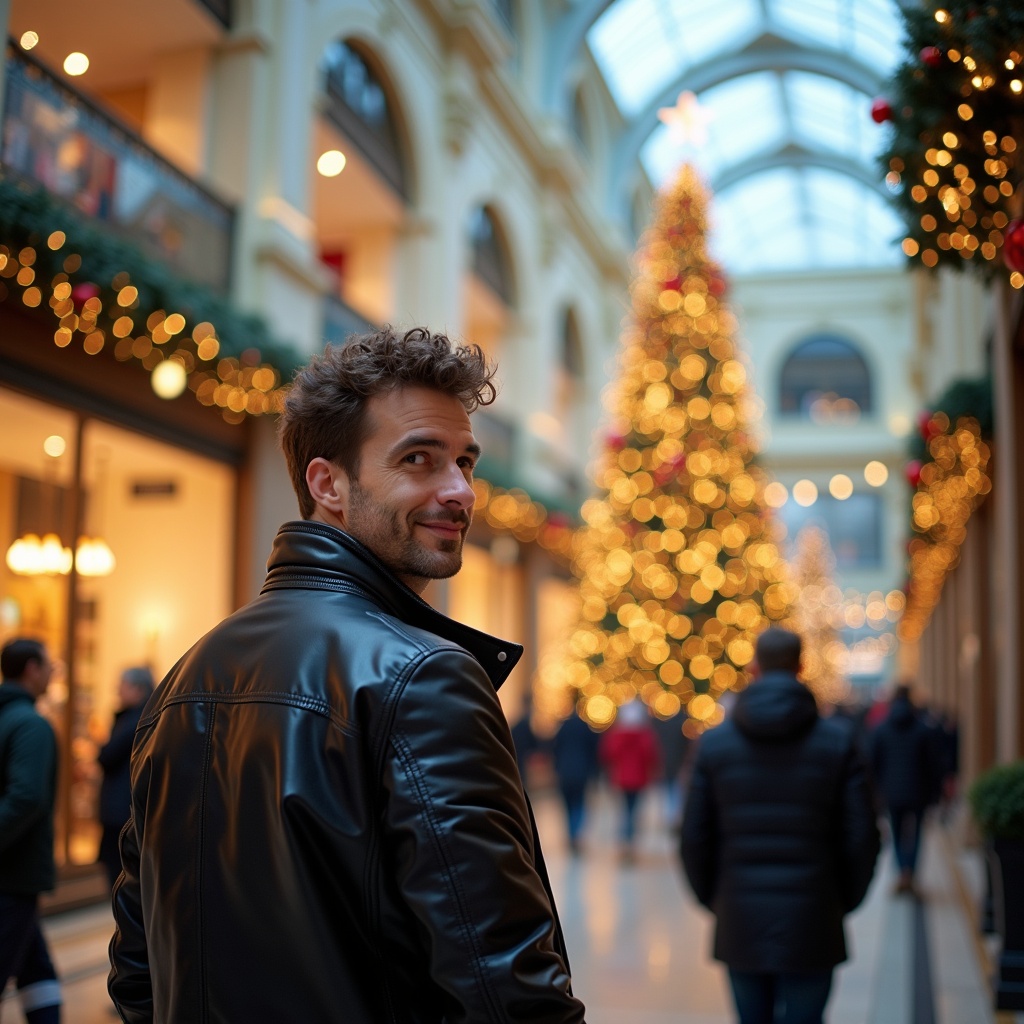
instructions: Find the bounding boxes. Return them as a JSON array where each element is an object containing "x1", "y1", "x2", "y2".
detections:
[
  {"x1": 0, "y1": 234, "x2": 289, "y2": 422},
  {"x1": 899, "y1": 414, "x2": 991, "y2": 642},
  {"x1": 879, "y1": 4, "x2": 1024, "y2": 284},
  {"x1": 535, "y1": 167, "x2": 793, "y2": 733}
]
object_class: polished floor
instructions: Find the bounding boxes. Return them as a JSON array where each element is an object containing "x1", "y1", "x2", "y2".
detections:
[{"x1": 0, "y1": 786, "x2": 1012, "y2": 1023}]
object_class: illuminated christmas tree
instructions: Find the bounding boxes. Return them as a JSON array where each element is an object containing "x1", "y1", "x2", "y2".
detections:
[
  {"x1": 539, "y1": 166, "x2": 790, "y2": 732},
  {"x1": 786, "y1": 525, "x2": 848, "y2": 706}
]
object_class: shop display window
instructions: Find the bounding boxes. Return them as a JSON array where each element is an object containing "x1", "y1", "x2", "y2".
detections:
[{"x1": 0, "y1": 386, "x2": 235, "y2": 873}]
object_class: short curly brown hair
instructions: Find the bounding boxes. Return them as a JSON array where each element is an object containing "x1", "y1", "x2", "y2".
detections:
[{"x1": 279, "y1": 326, "x2": 498, "y2": 518}]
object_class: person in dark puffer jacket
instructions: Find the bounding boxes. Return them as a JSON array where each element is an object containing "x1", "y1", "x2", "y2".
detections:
[
  {"x1": 680, "y1": 628, "x2": 879, "y2": 1024},
  {"x1": 869, "y1": 684, "x2": 944, "y2": 895}
]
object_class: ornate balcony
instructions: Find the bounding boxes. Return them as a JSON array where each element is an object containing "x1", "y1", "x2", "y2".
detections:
[{"x1": 1, "y1": 46, "x2": 234, "y2": 291}]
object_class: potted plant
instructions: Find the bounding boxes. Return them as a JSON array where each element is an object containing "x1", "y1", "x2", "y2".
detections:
[{"x1": 970, "y1": 760, "x2": 1024, "y2": 1010}]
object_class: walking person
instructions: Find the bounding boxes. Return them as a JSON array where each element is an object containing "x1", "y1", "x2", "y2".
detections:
[
  {"x1": 552, "y1": 707, "x2": 601, "y2": 855},
  {"x1": 680, "y1": 628, "x2": 879, "y2": 1024},
  {"x1": 600, "y1": 699, "x2": 660, "y2": 862},
  {"x1": 0, "y1": 638, "x2": 62, "y2": 1023},
  {"x1": 109, "y1": 327, "x2": 586, "y2": 1024},
  {"x1": 869, "y1": 683, "x2": 944, "y2": 895},
  {"x1": 96, "y1": 666, "x2": 155, "y2": 889}
]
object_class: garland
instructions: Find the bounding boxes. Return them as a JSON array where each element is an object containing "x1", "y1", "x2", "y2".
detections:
[
  {"x1": 878, "y1": 1, "x2": 1024, "y2": 280},
  {"x1": 0, "y1": 174, "x2": 302, "y2": 420},
  {"x1": 900, "y1": 376, "x2": 993, "y2": 641}
]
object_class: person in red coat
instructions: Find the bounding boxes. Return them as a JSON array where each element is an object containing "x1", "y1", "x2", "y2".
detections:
[{"x1": 599, "y1": 700, "x2": 660, "y2": 860}]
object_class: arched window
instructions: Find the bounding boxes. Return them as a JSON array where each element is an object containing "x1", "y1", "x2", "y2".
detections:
[
  {"x1": 468, "y1": 205, "x2": 514, "y2": 307},
  {"x1": 779, "y1": 334, "x2": 872, "y2": 421},
  {"x1": 322, "y1": 40, "x2": 407, "y2": 199}
]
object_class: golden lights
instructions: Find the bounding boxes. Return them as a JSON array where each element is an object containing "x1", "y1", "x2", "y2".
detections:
[
  {"x1": 0, "y1": 237, "x2": 288, "y2": 423},
  {"x1": 900, "y1": 417, "x2": 991, "y2": 641},
  {"x1": 792, "y1": 479, "x2": 818, "y2": 507},
  {"x1": 63, "y1": 52, "x2": 89, "y2": 76},
  {"x1": 864, "y1": 461, "x2": 889, "y2": 487},
  {"x1": 536, "y1": 167, "x2": 791, "y2": 732},
  {"x1": 316, "y1": 150, "x2": 347, "y2": 177},
  {"x1": 19, "y1": 31, "x2": 39, "y2": 50}
]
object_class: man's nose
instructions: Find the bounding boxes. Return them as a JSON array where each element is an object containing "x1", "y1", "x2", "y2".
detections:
[{"x1": 438, "y1": 463, "x2": 476, "y2": 509}]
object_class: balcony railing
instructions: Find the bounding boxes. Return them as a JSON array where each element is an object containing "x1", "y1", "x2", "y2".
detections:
[{"x1": 1, "y1": 46, "x2": 235, "y2": 291}]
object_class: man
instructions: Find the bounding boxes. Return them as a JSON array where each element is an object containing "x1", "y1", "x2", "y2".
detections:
[
  {"x1": 96, "y1": 666, "x2": 155, "y2": 889},
  {"x1": 680, "y1": 628, "x2": 878, "y2": 1024},
  {"x1": 109, "y1": 327, "x2": 586, "y2": 1023},
  {"x1": 869, "y1": 683, "x2": 944, "y2": 895},
  {"x1": 0, "y1": 638, "x2": 62, "y2": 1024}
]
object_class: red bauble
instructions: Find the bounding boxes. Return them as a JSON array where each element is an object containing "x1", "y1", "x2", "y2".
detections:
[
  {"x1": 870, "y1": 97, "x2": 894, "y2": 124},
  {"x1": 606, "y1": 433, "x2": 627, "y2": 452},
  {"x1": 905, "y1": 460, "x2": 923, "y2": 489},
  {"x1": 662, "y1": 275, "x2": 682, "y2": 292},
  {"x1": 70, "y1": 281, "x2": 100, "y2": 307},
  {"x1": 547, "y1": 511, "x2": 570, "y2": 530},
  {"x1": 1003, "y1": 219, "x2": 1024, "y2": 272},
  {"x1": 920, "y1": 46, "x2": 943, "y2": 68}
]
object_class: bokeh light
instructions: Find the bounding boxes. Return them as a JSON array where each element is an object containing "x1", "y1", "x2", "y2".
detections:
[
  {"x1": 828, "y1": 474, "x2": 853, "y2": 500},
  {"x1": 792, "y1": 479, "x2": 818, "y2": 506},
  {"x1": 864, "y1": 461, "x2": 889, "y2": 486}
]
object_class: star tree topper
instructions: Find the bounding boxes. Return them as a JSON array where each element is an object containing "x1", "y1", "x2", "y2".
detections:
[{"x1": 657, "y1": 91, "x2": 713, "y2": 150}]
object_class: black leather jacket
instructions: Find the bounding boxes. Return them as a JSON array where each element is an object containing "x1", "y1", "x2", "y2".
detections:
[{"x1": 109, "y1": 521, "x2": 584, "y2": 1024}]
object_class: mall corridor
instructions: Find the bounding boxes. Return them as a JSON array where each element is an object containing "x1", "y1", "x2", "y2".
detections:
[{"x1": 0, "y1": 786, "x2": 1011, "y2": 1024}]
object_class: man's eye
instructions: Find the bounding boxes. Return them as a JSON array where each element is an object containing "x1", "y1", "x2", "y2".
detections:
[
  {"x1": 457, "y1": 457, "x2": 476, "y2": 471},
  {"x1": 404, "y1": 453, "x2": 428, "y2": 465}
]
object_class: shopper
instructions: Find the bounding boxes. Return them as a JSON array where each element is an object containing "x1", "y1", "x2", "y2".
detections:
[
  {"x1": 552, "y1": 707, "x2": 601, "y2": 854},
  {"x1": 869, "y1": 683, "x2": 944, "y2": 895},
  {"x1": 0, "y1": 637, "x2": 62, "y2": 1023},
  {"x1": 680, "y1": 628, "x2": 879, "y2": 1024},
  {"x1": 109, "y1": 327, "x2": 586, "y2": 1023},
  {"x1": 600, "y1": 699, "x2": 660, "y2": 861},
  {"x1": 96, "y1": 666, "x2": 154, "y2": 889}
]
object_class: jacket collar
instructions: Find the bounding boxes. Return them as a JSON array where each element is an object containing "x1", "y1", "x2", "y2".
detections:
[{"x1": 262, "y1": 520, "x2": 523, "y2": 690}]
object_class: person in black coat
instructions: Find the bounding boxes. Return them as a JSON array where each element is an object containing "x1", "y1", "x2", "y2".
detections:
[
  {"x1": 552, "y1": 708, "x2": 600, "y2": 854},
  {"x1": 96, "y1": 666, "x2": 154, "y2": 889},
  {"x1": 869, "y1": 684, "x2": 943, "y2": 895},
  {"x1": 680, "y1": 628, "x2": 879, "y2": 1024}
]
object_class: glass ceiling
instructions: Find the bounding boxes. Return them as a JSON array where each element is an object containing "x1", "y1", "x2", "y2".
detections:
[{"x1": 587, "y1": 0, "x2": 906, "y2": 273}]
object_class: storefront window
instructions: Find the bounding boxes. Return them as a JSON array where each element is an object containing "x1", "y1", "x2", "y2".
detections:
[{"x1": 0, "y1": 386, "x2": 235, "y2": 873}]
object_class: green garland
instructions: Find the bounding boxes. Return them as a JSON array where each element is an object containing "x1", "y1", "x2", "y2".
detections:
[
  {"x1": 880, "y1": 1, "x2": 1024, "y2": 277},
  {"x1": 908, "y1": 374, "x2": 993, "y2": 464},
  {"x1": 0, "y1": 173, "x2": 303, "y2": 376}
]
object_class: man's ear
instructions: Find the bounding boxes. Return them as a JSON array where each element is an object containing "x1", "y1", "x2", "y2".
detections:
[{"x1": 306, "y1": 457, "x2": 349, "y2": 525}]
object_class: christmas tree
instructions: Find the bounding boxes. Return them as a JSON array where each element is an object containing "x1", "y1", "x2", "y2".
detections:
[
  {"x1": 538, "y1": 166, "x2": 790, "y2": 732},
  {"x1": 785, "y1": 525, "x2": 848, "y2": 706}
]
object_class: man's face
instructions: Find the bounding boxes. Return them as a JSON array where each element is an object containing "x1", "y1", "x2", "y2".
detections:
[
  {"x1": 332, "y1": 387, "x2": 480, "y2": 593},
  {"x1": 22, "y1": 651, "x2": 55, "y2": 701}
]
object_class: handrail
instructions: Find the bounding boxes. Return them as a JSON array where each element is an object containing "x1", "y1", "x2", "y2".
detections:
[{"x1": 1, "y1": 43, "x2": 235, "y2": 291}]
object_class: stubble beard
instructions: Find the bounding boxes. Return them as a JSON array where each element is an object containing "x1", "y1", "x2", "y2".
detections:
[{"x1": 347, "y1": 479, "x2": 467, "y2": 582}]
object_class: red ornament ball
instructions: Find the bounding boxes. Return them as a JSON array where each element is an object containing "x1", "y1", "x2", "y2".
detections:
[
  {"x1": 547, "y1": 511, "x2": 570, "y2": 530},
  {"x1": 870, "y1": 98, "x2": 894, "y2": 124},
  {"x1": 1003, "y1": 219, "x2": 1024, "y2": 272},
  {"x1": 905, "y1": 460, "x2": 923, "y2": 489},
  {"x1": 70, "y1": 281, "x2": 101, "y2": 307},
  {"x1": 662, "y1": 275, "x2": 682, "y2": 292},
  {"x1": 920, "y1": 46, "x2": 943, "y2": 68},
  {"x1": 606, "y1": 433, "x2": 627, "y2": 452}
]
